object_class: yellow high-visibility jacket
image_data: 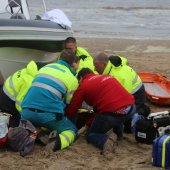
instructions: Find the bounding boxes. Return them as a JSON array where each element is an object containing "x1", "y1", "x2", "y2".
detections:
[
  {"x1": 37, "y1": 61, "x2": 79, "y2": 105},
  {"x1": 103, "y1": 56, "x2": 142, "y2": 94},
  {"x1": 76, "y1": 47, "x2": 95, "y2": 73},
  {"x1": 58, "y1": 47, "x2": 96, "y2": 73},
  {"x1": 3, "y1": 60, "x2": 38, "y2": 112}
]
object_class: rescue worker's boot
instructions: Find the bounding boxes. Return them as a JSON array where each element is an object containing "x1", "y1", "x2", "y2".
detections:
[
  {"x1": 45, "y1": 130, "x2": 60, "y2": 152},
  {"x1": 36, "y1": 127, "x2": 50, "y2": 145},
  {"x1": 45, "y1": 130, "x2": 75, "y2": 152},
  {"x1": 102, "y1": 132, "x2": 117, "y2": 154}
]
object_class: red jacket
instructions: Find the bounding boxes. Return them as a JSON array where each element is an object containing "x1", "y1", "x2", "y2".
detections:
[{"x1": 65, "y1": 74, "x2": 134, "y2": 119}]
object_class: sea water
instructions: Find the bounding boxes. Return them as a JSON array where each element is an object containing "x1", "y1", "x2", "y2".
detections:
[{"x1": 28, "y1": 0, "x2": 170, "y2": 40}]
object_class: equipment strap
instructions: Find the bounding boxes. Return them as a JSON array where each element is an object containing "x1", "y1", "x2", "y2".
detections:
[{"x1": 162, "y1": 135, "x2": 170, "y2": 168}]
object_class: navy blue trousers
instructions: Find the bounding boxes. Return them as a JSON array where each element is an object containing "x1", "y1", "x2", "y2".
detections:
[{"x1": 86, "y1": 105, "x2": 136, "y2": 149}]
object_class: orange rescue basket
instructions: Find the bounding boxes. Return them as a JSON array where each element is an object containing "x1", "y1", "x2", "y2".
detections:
[{"x1": 138, "y1": 72, "x2": 170, "y2": 105}]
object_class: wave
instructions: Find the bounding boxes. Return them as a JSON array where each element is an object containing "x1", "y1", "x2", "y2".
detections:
[{"x1": 102, "y1": 6, "x2": 170, "y2": 11}]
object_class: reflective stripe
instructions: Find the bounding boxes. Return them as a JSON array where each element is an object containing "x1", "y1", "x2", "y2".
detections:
[
  {"x1": 32, "y1": 82, "x2": 63, "y2": 99},
  {"x1": 15, "y1": 100, "x2": 21, "y2": 106},
  {"x1": 3, "y1": 75, "x2": 17, "y2": 100},
  {"x1": 66, "y1": 90, "x2": 75, "y2": 96},
  {"x1": 131, "y1": 82, "x2": 143, "y2": 94},
  {"x1": 60, "y1": 133, "x2": 71, "y2": 145},
  {"x1": 65, "y1": 90, "x2": 76, "y2": 104},
  {"x1": 65, "y1": 99, "x2": 71, "y2": 105},
  {"x1": 16, "y1": 100, "x2": 22, "y2": 111},
  {"x1": 45, "y1": 65, "x2": 66, "y2": 73},
  {"x1": 162, "y1": 135, "x2": 170, "y2": 168},
  {"x1": 60, "y1": 130, "x2": 75, "y2": 145},
  {"x1": 3, "y1": 85, "x2": 15, "y2": 101},
  {"x1": 36, "y1": 73, "x2": 67, "y2": 91},
  {"x1": 9, "y1": 76, "x2": 17, "y2": 97},
  {"x1": 132, "y1": 73, "x2": 138, "y2": 85}
]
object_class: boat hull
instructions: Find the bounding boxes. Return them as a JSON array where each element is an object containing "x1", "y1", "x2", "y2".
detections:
[
  {"x1": 0, "y1": 47, "x2": 58, "y2": 82},
  {"x1": 0, "y1": 19, "x2": 73, "y2": 82}
]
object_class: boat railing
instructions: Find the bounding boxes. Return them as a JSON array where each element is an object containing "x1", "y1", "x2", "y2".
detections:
[
  {"x1": 7, "y1": 0, "x2": 23, "y2": 14},
  {"x1": 5, "y1": 0, "x2": 23, "y2": 16},
  {"x1": 3, "y1": 0, "x2": 30, "y2": 19}
]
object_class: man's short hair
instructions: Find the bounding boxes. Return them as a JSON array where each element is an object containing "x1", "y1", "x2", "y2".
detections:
[
  {"x1": 77, "y1": 68, "x2": 93, "y2": 80},
  {"x1": 65, "y1": 37, "x2": 76, "y2": 44},
  {"x1": 60, "y1": 49, "x2": 79, "y2": 65}
]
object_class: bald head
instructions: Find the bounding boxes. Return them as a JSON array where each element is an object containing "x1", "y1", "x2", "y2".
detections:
[
  {"x1": 94, "y1": 53, "x2": 109, "y2": 74},
  {"x1": 95, "y1": 53, "x2": 109, "y2": 62}
]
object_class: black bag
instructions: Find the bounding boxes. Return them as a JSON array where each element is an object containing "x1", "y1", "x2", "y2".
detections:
[
  {"x1": 153, "y1": 117, "x2": 170, "y2": 136},
  {"x1": 135, "y1": 116, "x2": 170, "y2": 144},
  {"x1": 135, "y1": 118, "x2": 157, "y2": 144}
]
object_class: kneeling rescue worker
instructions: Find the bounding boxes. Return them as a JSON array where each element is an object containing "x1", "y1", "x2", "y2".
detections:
[{"x1": 21, "y1": 49, "x2": 80, "y2": 151}]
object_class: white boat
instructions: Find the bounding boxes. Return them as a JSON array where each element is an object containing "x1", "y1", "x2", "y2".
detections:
[{"x1": 0, "y1": 0, "x2": 73, "y2": 83}]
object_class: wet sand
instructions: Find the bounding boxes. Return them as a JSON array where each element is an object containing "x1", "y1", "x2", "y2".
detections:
[
  {"x1": 0, "y1": 38, "x2": 169, "y2": 170},
  {"x1": 78, "y1": 38, "x2": 170, "y2": 79}
]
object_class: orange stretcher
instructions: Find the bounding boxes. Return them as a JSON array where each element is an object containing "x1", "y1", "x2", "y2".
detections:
[{"x1": 138, "y1": 72, "x2": 170, "y2": 105}]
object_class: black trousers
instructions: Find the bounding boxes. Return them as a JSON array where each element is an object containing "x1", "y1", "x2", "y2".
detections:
[
  {"x1": 133, "y1": 84, "x2": 146, "y2": 112},
  {"x1": 124, "y1": 85, "x2": 150, "y2": 133},
  {"x1": 0, "y1": 87, "x2": 20, "y2": 127}
]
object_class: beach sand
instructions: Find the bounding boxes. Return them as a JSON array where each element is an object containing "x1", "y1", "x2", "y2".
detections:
[{"x1": 0, "y1": 38, "x2": 170, "y2": 170}]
